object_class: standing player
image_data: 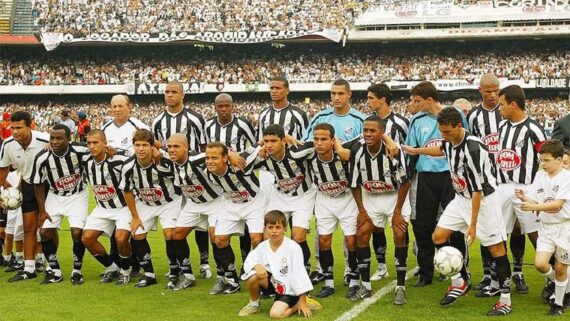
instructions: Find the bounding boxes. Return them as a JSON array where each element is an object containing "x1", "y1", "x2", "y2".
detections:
[
  {"x1": 119, "y1": 129, "x2": 181, "y2": 288},
  {"x1": 152, "y1": 81, "x2": 211, "y2": 279},
  {"x1": 81, "y1": 130, "x2": 134, "y2": 285},
  {"x1": 350, "y1": 115, "x2": 412, "y2": 304},
  {"x1": 403, "y1": 107, "x2": 512, "y2": 316},
  {"x1": 205, "y1": 93, "x2": 256, "y2": 272},
  {"x1": 32, "y1": 124, "x2": 89, "y2": 285},
  {"x1": 0, "y1": 111, "x2": 49, "y2": 281},
  {"x1": 366, "y1": 83, "x2": 409, "y2": 282}
]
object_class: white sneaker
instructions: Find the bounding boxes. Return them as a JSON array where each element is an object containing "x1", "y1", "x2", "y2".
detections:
[{"x1": 370, "y1": 268, "x2": 389, "y2": 281}]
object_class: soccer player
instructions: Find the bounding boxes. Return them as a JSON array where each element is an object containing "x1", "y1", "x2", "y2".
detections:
[
  {"x1": 453, "y1": 98, "x2": 473, "y2": 116},
  {"x1": 350, "y1": 115, "x2": 412, "y2": 304},
  {"x1": 152, "y1": 81, "x2": 211, "y2": 279},
  {"x1": 515, "y1": 140, "x2": 570, "y2": 316},
  {"x1": 119, "y1": 129, "x2": 181, "y2": 288},
  {"x1": 0, "y1": 111, "x2": 49, "y2": 281},
  {"x1": 494, "y1": 85, "x2": 546, "y2": 294},
  {"x1": 238, "y1": 210, "x2": 322, "y2": 318},
  {"x1": 206, "y1": 142, "x2": 265, "y2": 294},
  {"x1": 32, "y1": 124, "x2": 90, "y2": 285},
  {"x1": 81, "y1": 130, "x2": 134, "y2": 285},
  {"x1": 403, "y1": 107, "x2": 512, "y2": 316},
  {"x1": 205, "y1": 93, "x2": 256, "y2": 272},
  {"x1": 366, "y1": 83, "x2": 410, "y2": 282},
  {"x1": 405, "y1": 81, "x2": 469, "y2": 288}
]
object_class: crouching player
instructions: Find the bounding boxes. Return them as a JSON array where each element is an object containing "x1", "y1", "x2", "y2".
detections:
[
  {"x1": 403, "y1": 107, "x2": 512, "y2": 316},
  {"x1": 238, "y1": 210, "x2": 322, "y2": 318},
  {"x1": 515, "y1": 140, "x2": 570, "y2": 316}
]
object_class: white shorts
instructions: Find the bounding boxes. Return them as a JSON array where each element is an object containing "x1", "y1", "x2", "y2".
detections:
[
  {"x1": 259, "y1": 169, "x2": 275, "y2": 203},
  {"x1": 438, "y1": 193, "x2": 507, "y2": 247},
  {"x1": 6, "y1": 207, "x2": 24, "y2": 241},
  {"x1": 363, "y1": 191, "x2": 411, "y2": 229},
  {"x1": 496, "y1": 183, "x2": 539, "y2": 234},
  {"x1": 84, "y1": 206, "x2": 132, "y2": 238},
  {"x1": 537, "y1": 221, "x2": 570, "y2": 265},
  {"x1": 176, "y1": 197, "x2": 223, "y2": 231},
  {"x1": 216, "y1": 193, "x2": 266, "y2": 236},
  {"x1": 314, "y1": 191, "x2": 357, "y2": 236},
  {"x1": 409, "y1": 174, "x2": 418, "y2": 220},
  {"x1": 42, "y1": 189, "x2": 89, "y2": 229},
  {"x1": 134, "y1": 198, "x2": 181, "y2": 235},
  {"x1": 265, "y1": 186, "x2": 316, "y2": 230}
]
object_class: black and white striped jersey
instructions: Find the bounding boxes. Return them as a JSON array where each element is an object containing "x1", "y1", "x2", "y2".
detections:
[
  {"x1": 83, "y1": 154, "x2": 130, "y2": 208},
  {"x1": 496, "y1": 117, "x2": 546, "y2": 185},
  {"x1": 257, "y1": 103, "x2": 309, "y2": 141},
  {"x1": 350, "y1": 141, "x2": 410, "y2": 194},
  {"x1": 308, "y1": 150, "x2": 352, "y2": 198},
  {"x1": 205, "y1": 115, "x2": 256, "y2": 152},
  {"x1": 171, "y1": 153, "x2": 220, "y2": 204},
  {"x1": 119, "y1": 156, "x2": 179, "y2": 206},
  {"x1": 30, "y1": 144, "x2": 89, "y2": 196},
  {"x1": 259, "y1": 144, "x2": 315, "y2": 197},
  {"x1": 466, "y1": 104, "x2": 501, "y2": 154},
  {"x1": 0, "y1": 131, "x2": 49, "y2": 184},
  {"x1": 382, "y1": 111, "x2": 409, "y2": 143},
  {"x1": 152, "y1": 107, "x2": 206, "y2": 152},
  {"x1": 440, "y1": 131, "x2": 496, "y2": 198},
  {"x1": 206, "y1": 146, "x2": 261, "y2": 203}
]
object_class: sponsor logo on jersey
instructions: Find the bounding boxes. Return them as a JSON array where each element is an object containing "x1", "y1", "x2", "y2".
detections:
[
  {"x1": 225, "y1": 190, "x2": 250, "y2": 203},
  {"x1": 497, "y1": 149, "x2": 521, "y2": 171},
  {"x1": 93, "y1": 185, "x2": 117, "y2": 201},
  {"x1": 423, "y1": 138, "x2": 445, "y2": 158},
  {"x1": 344, "y1": 126, "x2": 354, "y2": 137},
  {"x1": 270, "y1": 276, "x2": 286, "y2": 295},
  {"x1": 363, "y1": 180, "x2": 395, "y2": 193},
  {"x1": 276, "y1": 175, "x2": 304, "y2": 192},
  {"x1": 482, "y1": 133, "x2": 499, "y2": 154},
  {"x1": 138, "y1": 187, "x2": 164, "y2": 202},
  {"x1": 451, "y1": 172, "x2": 467, "y2": 193},
  {"x1": 318, "y1": 180, "x2": 348, "y2": 197},
  {"x1": 181, "y1": 185, "x2": 204, "y2": 198},
  {"x1": 55, "y1": 173, "x2": 82, "y2": 191}
]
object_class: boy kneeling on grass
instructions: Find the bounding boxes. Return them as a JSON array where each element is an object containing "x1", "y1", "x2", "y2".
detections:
[{"x1": 239, "y1": 210, "x2": 322, "y2": 318}]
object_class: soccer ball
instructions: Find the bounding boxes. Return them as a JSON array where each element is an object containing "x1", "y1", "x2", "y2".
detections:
[
  {"x1": 434, "y1": 246, "x2": 463, "y2": 276},
  {"x1": 1, "y1": 187, "x2": 23, "y2": 210}
]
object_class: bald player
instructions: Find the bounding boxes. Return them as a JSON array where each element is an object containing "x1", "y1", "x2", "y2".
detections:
[{"x1": 453, "y1": 99, "x2": 473, "y2": 117}]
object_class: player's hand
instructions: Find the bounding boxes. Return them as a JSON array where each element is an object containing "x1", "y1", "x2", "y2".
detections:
[
  {"x1": 514, "y1": 188, "x2": 525, "y2": 201},
  {"x1": 130, "y1": 217, "x2": 144, "y2": 235},
  {"x1": 106, "y1": 146, "x2": 117, "y2": 158},
  {"x1": 520, "y1": 202, "x2": 536, "y2": 212},
  {"x1": 284, "y1": 135, "x2": 303, "y2": 148},
  {"x1": 391, "y1": 211, "x2": 407, "y2": 233},
  {"x1": 466, "y1": 224, "x2": 476, "y2": 247},
  {"x1": 385, "y1": 140, "x2": 399, "y2": 159},
  {"x1": 297, "y1": 301, "x2": 312, "y2": 318},
  {"x1": 336, "y1": 147, "x2": 351, "y2": 162},
  {"x1": 254, "y1": 264, "x2": 267, "y2": 280},
  {"x1": 357, "y1": 209, "x2": 371, "y2": 228},
  {"x1": 151, "y1": 147, "x2": 162, "y2": 165},
  {"x1": 228, "y1": 151, "x2": 246, "y2": 171},
  {"x1": 38, "y1": 211, "x2": 52, "y2": 229},
  {"x1": 401, "y1": 145, "x2": 417, "y2": 155}
]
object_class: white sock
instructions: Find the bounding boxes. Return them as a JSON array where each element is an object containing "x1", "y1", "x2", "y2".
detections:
[
  {"x1": 107, "y1": 262, "x2": 119, "y2": 271},
  {"x1": 362, "y1": 281, "x2": 371, "y2": 290},
  {"x1": 378, "y1": 263, "x2": 387, "y2": 271},
  {"x1": 24, "y1": 260, "x2": 35, "y2": 273},
  {"x1": 144, "y1": 272, "x2": 155, "y2": 278},
  {"x1": 349, "y1": 279, "x2": 360, "y2": 287},
  {"x1": 72, "y1": 269, "x2": 81, "y2": 275},
  {"x1": 3, "y1": 254, "x2": 11, "y2": 261},
  {"x1": 15, "y1": 251, "x2": 23, "y2": 260},
  {"x1": 542, "y1": 266, "x2": 555, "y2": 281},
  {"x1": 250, "y1": 299, "x2": 260, "y2": 307},
  {"x1": 555, "y1": 278, "x2": 568, "y2": 306},
  {"x1": 324, "y1": 279, "x2": 334, "y2": 288},
  {"x1": 490, "y1": 279, "x2": 499, "y2": 289},
  {"x1": 395, "y1": 285, "x2": 405, "y2": 291},
  {"x1": 500, "y1": 292, "x2": 511, "y2": 306},
  {"x1": 52, "y1": 269, "x2": 62, "y2": 277},
  {"x1": 451, "y1": 273, "x2": 464, "y2": 287}
]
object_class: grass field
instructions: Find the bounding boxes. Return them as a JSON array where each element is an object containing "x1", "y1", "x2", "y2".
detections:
[{"x1": 0, "y1": 196, "x2": 553, "y2": 321}]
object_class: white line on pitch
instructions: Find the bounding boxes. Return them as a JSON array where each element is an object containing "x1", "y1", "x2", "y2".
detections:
[{"x1": 333, "y1": 267, "x2": 419, "y2": 321}]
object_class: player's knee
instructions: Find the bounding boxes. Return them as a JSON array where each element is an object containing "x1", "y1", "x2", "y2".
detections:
[
  {"x1": 535, "y1": 260, "x2": 550, "y2": 273},
  {"x1": 39, "y1": 228, "x2": 54, "y2": 241},
  {"x1": 250, "y1": 234, "x2": 263, "y2": 248},
  {"x1": 71, "y1": 229, "x2": 83, "y2": 243},
  {"x1": 431, "y1": 232, "x2": 445, "y2": 245},
  {"x1": 215, "y1": 236, "x2": 230, "y2": 249},
  {"x1": 393, "y1": 230, "x2": 407, "y2": 246},
  {"x1": 81, "y1": 233, "x2": 94, "y2": 247},
  {"x1": 318, "y1": 236, "x2": 332, "y2": 250},
  {"x1": 269, "y1": 307, "x2": 286, "y2": 319},
  {"x1": 291, "y1": 231, "x2": 306, "y2": 243},
  {"x1": 555, "y1": 260, "x2": 567, "y2": 276},
  {"x1": 344, "y1": 236, "x2": 356, "y2": 251},
  {"x1": 172, "y1": 229, "x2": 187, "y2": 241}
]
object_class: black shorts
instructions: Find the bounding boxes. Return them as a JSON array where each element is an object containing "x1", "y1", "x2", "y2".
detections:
[
  {"x1": 263, "y1": 272, "x2": 300, "y2": 308},
  {"x1": 0, "y1": 209, "x2": 6, "y2": 228},
  {"x1": 21, "y1": 181, "x2": 39, "y2": 214}
]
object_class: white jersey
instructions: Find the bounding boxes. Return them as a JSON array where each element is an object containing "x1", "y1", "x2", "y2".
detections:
[
  {"x1": 102, "y1": 118, "x2": 149, "y2": 155},
  {"x1": 243, "y1": 237, "x2": 313, "y2": 296},
  {"x1": 0, "y1": 131, "x2": 49, "y2": 184},
  {"x1": 529, "y1": 170, "x2": 570, "y2": 224},
  {"x1": 6, "y1": 171, "x2": 20, "y2": 187}
]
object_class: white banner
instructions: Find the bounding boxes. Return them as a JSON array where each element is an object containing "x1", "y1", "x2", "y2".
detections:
[{"x1": 39, "y1": 29, "x2": 343, "y2": 51}]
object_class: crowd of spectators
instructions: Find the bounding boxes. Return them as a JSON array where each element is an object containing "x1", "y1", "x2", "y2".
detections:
[
  {"x1": 2, "y1": 41, "x2": 567, "y2": 86},
  {"x1": 1, "y1": 97, "x2": 566, "y2": 133},
  {"x1": 32, "y1": 0, "x2": 366, "y2": 35}
]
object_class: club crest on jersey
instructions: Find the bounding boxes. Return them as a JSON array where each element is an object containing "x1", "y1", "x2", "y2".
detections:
[
  {"x1": 423, "y1": 139, "x2": 445, "y2": 158},
  {"x1": 138, "y1": 187, "x2": 164, "y2": 202},
  {"x1": 319, "y1": 180, "x2": 348, "y2": 197},
  {"x1": 276, "y1": 176, "x2": 304, "y2": 192},
  {"x1": 280, "y1": 258, "x2": 288, "y2": 275},
  {"x1": 121, "y1": 137, "x2": 129, "y2": 145},
  {"x1": 270, "y1": 276, "x2": 286, "y2": 295},
  {"x1": 497, "y1": 149, "x2": 521, "y2": 171},
  {"x1": 482, "y1": 133, "x2": 499, "y2": 154},
  {"x1": 55, "y1": 173, "x2": 82, "y2": 191},
  {"x1": 451, "y1": 172, "x2": 467, "y2": 193},
  {"x1": 344, "y1": 126, "x2": 353, "y2": 137},
  {"x1": 363, "y1": 180, "x2": 394, "y2": 193},
  {"x1": 181, "y1": 185, "x2": 204, "y2": 198},
  {"x1": 225, "y1": 190, "x2": 249, "y2": 203},
  {"x1": 93, "y1": 185, "x2": 117, "y2": 201},
  {"x1": 70, "y1": 154, "x2": 79, "y2": 168}
]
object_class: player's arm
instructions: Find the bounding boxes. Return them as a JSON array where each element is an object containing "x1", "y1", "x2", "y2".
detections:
[
  {"x1": 392, "y1": 180, "x2": 410, "y2": 233},
  {"x1": 382, "y1": 134, "x2": 399, "y2": 158},
  {"x1": 297, "y1": 294, "x2": 311, "y2": 318},
  {"x1": 401, "y1": 144, "x2": 443, "y2": 157},
  {"x1": 0, "y1": 167, "x2": 9, "y2": 189},
  {"x1": 520, "y1": 198, "x2": 565, "y2": 213},
  {"x1": 467, "y1": 191, "x2": 482, "y2": 247}
]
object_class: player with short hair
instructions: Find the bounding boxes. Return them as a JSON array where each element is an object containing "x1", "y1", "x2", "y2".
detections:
[
  {"x1": 32, "y1": 124, "x2": 90, "y2": 285},
  {"x1": 238, "y1": 210, "x2": 322, "y2": 318},
  {"x1": 0, "y1": 111, "x2": 49, "y2": 281},
  {"x1": 404, "y1": 107, "x2": 512, "y2": 315},
  {"x1": 562, "y1": 150, "x2": 570, "y2": 170},
  {"x1": 81, "y1": 130, "x2": 134, "y2": 285},
  {"x1": 515, "y1": 140, "x2": 570, "y2": 315}
]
